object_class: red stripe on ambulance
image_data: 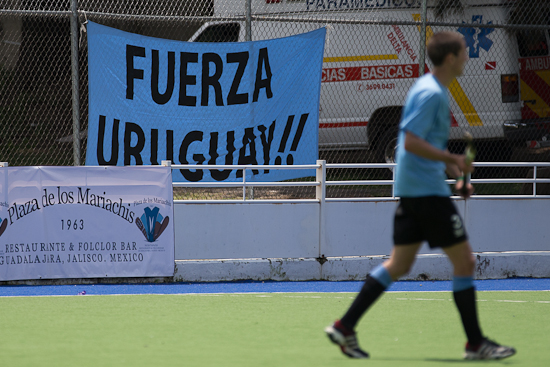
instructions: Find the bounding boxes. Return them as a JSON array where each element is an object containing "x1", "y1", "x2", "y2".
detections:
[
  {"x1": 522, "y1": 104, "x2": 540, "y2": 120},
  {"x1": 319, "y1": 121, "x2": 368, "y2": 128},
  {"x1": 322, "y1": 64, "x2": 419, "y2": 83},
  {"x1": 522, "y1": 70, "x2": 550, "y2": 104},
  {"x1": 519, "y1": 56, "x2": 550, "y2": 120},
  {"x1": 450, "y1": 113, "x2": 458, "y2": 127}
]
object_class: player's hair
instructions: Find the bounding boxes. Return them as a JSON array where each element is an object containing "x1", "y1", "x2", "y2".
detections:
[{"x1": 427, "y1": 32, "x2": 464, "y2": 66}]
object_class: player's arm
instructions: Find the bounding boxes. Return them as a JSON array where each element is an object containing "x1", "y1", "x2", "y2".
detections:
[
  {"x1": 403, "y1": 131, "x2": 472, "y2": 173},
  {"x1": 404, "y1": 131, "x2": 474, "y2": 197}
]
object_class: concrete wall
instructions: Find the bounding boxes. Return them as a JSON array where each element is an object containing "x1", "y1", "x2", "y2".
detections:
[
  {"x1": 173, "y1": 198, "x2": 550, "y2": 281},
  {"x1": 174, "y1": 203, "x2": 319, "y2": 259}
]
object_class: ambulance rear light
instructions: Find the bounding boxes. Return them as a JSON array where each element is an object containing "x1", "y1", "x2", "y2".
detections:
[{"x1": 501, "y1": 74, "x2": 519, "y2": 103}]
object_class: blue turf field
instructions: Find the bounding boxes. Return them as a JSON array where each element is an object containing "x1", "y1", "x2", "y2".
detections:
[{"x1": 1, "y1": 278, "x2": 549, "y2": 297}]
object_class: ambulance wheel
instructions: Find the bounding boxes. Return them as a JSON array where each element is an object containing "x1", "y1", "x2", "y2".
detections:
[{"x1": 376, "y1": 128, "x2": 399, "y2": 164}]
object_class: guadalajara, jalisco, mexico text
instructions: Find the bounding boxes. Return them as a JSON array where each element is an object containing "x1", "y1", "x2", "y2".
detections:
[{"x1": 0, "y1": 242, "x2": 144, "y2": 266}]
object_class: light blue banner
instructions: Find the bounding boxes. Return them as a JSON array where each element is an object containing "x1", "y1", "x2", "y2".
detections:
[{"x1": 86, "y1": 22, "x2": 325, "y2": 182}]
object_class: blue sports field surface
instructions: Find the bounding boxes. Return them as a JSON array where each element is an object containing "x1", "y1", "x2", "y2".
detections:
[{"x1": 1, "y1": 278, "x2": 549, "y2": 297}]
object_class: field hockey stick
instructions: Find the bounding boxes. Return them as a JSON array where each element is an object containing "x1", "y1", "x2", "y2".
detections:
[{"x1": 461, "y1": 131, "x2": 476, "y2": 197}]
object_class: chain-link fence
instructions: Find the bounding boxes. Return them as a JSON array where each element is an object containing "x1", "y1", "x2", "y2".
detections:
[{"x1": 1, "y1": 0, "x2": 550, "y2": 198}]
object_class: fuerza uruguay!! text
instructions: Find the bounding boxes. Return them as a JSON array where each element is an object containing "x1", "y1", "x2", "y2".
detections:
[
  {"x1": 94, "y1": 44, "x2": 309, "y2": 181},
  {"x1": 96, "y1": 112, "x2": 309, "y2": 182}
]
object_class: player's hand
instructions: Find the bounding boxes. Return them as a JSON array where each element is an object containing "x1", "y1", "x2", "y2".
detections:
[
  {"x1": 454, "y1": 154, "x2": 474, "y2": 175},
  {"x1": 455, "y1": 179, "x2": 474, "y2": 199}
]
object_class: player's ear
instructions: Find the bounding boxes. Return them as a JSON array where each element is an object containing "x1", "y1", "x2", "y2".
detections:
[{"x1": 444, "y1": 52, "x2": 456, "y2": 66}]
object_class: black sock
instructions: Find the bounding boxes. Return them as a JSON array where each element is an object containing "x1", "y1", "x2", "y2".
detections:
[
  {"x1": 340, "y1": 275, "x2": 386, "y2": 330},
  {"x1": 453, "y1": 286, "x2": 484, "y2": 345}
]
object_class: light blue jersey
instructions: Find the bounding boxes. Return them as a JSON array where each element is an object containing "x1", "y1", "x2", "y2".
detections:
[{"x1": 394, "y1": 74, "x2": 452, "y2": 197}]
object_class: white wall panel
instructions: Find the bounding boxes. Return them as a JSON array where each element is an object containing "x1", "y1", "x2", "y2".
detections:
[
  {"x1": 323, "y1": 201, "x2": 396, "y2": 257},
  {"x1": 466, "y1": 199, "x2": 550, "y2": 252},
  {"x1": 174, "y1": 203, "x2": 319, "y2": 259},
  {"x1": 174, "y1": 198, "x2": 549, "y2": 260}
]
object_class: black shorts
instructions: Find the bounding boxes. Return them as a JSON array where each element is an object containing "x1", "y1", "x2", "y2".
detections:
[{"x1": 393, "y1": 196, "x2": 468, "y2": 248}]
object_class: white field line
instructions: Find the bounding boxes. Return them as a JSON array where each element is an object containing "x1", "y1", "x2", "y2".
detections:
[{"x1": 1, "y1": 290, "x2": 549, "y2": 299}]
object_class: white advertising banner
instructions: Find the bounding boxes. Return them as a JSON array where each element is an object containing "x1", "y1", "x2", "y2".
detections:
[{"x1": 0, "y1": 166, "x2": 174, "y2": 281}]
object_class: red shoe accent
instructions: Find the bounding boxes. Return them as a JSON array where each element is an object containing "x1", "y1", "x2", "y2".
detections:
[
  {"x1": 334, "y1": 320, "x2": 354, "y2": 336},
  {"x1": 466, "y1": 341, "x2": 481, "y2": 352}
]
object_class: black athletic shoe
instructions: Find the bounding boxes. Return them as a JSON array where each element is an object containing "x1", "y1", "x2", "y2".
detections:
[
  {"x1": 464, "y1": 338, "x2": 516, "y2": 360},
  {"x1": 324, "y1": 320, "x2": 369, "y2": 359}
]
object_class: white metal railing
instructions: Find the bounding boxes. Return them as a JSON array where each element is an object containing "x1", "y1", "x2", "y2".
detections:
[
  {"x1": 165, "y1": 160, "x2": 321, "y2": 204},
  {"x1": 163, "y1": 160, "x2": 550, "y2": 203},
  {"x1": 448, "y1": 162, "x2": 550, "y2": 200},
  {"x1": 2, "y1": 161, "x2": 550, "y2": 201}
]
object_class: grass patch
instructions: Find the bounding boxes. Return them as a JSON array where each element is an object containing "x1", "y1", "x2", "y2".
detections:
[{"x1": 1, "y1": 291, "x2": 547, "y2": 367}]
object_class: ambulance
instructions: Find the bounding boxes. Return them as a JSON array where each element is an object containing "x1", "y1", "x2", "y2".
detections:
[{"x1": 189, "y1": 0, "x2": 550, "y2": 162}]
